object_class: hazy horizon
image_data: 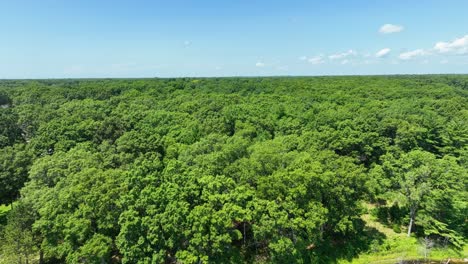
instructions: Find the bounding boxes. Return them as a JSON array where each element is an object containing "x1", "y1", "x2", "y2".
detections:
[{"x1": 2, "y1": 73, "x2": 468, "y2": 81}]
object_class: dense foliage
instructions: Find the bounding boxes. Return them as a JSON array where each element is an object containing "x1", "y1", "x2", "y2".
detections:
[{"x1": 0, "y1": 76, "x2": 466, "y2": 263}]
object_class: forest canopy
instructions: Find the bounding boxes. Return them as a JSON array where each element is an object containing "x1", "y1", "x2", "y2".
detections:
[{"x1": 0, "y1": 76, "x2": 466, "y2": 263}]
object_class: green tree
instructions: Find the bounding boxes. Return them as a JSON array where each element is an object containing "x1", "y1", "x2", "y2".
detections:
[
  {"x1": 0, "y1": 144, "x2": 32, "y2": 205},
  {"x1": 379, "y1": 150, "x2": 466, "y2": 243}
]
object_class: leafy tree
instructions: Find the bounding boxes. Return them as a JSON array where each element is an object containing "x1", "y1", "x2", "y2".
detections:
[
  {"x1": 378, "y1": 150, "x2": 466, "y2": 244},
  {"x1": 0, "y1": 108, "x2": 22, "y2": 148},
  {"x1": 0, "y1": 76, "x2": 466, "y2": 263},
  {"x1": 0, "y1": 144, "x2": 32, "y2": 205},
  {"x1": 0, "y1": 202, "x2": 39, "y2": 264}
]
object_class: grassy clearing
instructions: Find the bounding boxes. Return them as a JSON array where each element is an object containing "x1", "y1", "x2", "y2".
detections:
[
  {"x1": 338, "y1": 207, "x2": 467, "y2": 264},
  {"x1": 0, "y1": 204, "x2": 10, "y2": 214},
  {"x1": 0, "y1": 204, "x2": 11, "y2": 226}
]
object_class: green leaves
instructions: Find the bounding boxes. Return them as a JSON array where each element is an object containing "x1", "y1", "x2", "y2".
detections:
[
  {"x1": 376, "y1": 150, "x2": 466, "y2": 243},
  {"x1": 0, "y1": 108, "x2": 22, "y2": 148},
  {"x1": 0, "y1": 144, "x2": 32, "y2": 204},
  {"x1": 27, "y1": 149, "x2": 127, "y2": 261},
  {"x1": 0, "y1": 76, "x2": 466, "y2": 262},
  {"x1": 0, "y1": 202, "x2": 38, "y2": 264}
]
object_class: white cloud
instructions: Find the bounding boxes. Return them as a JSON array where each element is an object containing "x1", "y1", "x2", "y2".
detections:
[
  {"x1": 308, "y1": 56, "x2": 324, "y2": 64},
  {"x1": 434, "y1": 35, "x2": 468, "y2": 54},
  {"x1": 299, "y1": 56, "x2": 307, "y2": 61},
  {"x1": 183, "y1": 40, "x2": 192, "y2": 47},
  {"x1": 399, "y1": 49, "x2": 428, "y2": 60},
  {"x1": 329, "y1": 49, "x2": 356, "y2": 60},
  {"x1": 379, "y1": 24, "x2": 404, "y2": 34},
  {"x1": 341, "y1": 59, "x2": 349, "y2": 65},
  {"x1": 255, "y1": 62, "x2": 265, "y2": 67},
  {"x1": 375, "y1": 48, "x2": 391, "y2": 58},
  {"x1": 440, "y1": 59, "x2": 449, "y2": 64}
]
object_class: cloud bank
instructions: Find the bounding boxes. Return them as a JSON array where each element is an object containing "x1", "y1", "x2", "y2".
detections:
[{"x1": 434, "y1": 35, "x2": 468, "y2": 54}]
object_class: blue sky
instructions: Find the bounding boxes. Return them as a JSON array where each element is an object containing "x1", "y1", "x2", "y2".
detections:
[{"x1": 0, "y1": 0, "x2": 467, "y2": 78}]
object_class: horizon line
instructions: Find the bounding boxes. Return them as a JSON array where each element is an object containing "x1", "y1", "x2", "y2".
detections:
[{"x1": 1, "y1": 73, "x2": 468, "y2": 81}]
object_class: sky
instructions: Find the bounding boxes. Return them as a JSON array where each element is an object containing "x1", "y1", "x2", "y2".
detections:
[{"x1": 0, "y1": 0, "x2": 467, "y2": 78}]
